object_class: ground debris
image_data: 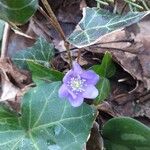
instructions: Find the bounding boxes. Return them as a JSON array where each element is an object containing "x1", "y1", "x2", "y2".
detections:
[
  {"x1": 0, "y1": 58, "x2": 32, "y2": 111},
  {"x1": 87, "y1": 17, "x2": 150, "y2": 91}
]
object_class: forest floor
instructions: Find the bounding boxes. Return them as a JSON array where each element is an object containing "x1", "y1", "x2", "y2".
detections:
[{"x1": 0, "y1": 0, "x2": 150, "y2": 150}]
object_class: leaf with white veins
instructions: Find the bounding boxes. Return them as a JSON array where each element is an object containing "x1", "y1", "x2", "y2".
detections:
[
  {"x1": 68, "y1": 7, "x2": 150, "y2": 48},
  {"x1": 12, "y1": 37, "x2": 54, "y2": 69},
  {"x1": 0, "y1": 82, "x2": 96, "y2": 150}
]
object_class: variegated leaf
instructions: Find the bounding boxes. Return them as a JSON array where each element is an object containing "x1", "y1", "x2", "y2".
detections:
[{"x1": 68, "y1": 7, "x2": 150, "y2": 48}]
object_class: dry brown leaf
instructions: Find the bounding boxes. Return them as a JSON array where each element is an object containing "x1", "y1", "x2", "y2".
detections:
[
  {"x1": 0, "y1": 58, "x2": 31, "y2": 88},
  {"x1": 0, "y1": 77, "x2": 21, "y2": 101},
  {"x1": 134, "y1": 100, "x2": 150, "y2": 119},
  {"x1": 97, "y1": 102, "x2": 119, "y2": 117},
  {"x1": 0, "y1": 58, "x2": 31, "y2": 103},
  {"x1": 88, "y1": 17, "x2": 150, "y2": 90},
  {"x1": 84, "y1": 18, "x2": 150, "y2": 120},
  {"x1": 86, "y1": 122, "x2": 104, "y2": 150}
]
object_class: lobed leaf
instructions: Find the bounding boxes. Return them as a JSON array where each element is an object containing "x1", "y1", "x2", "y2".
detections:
[
  {"x1": 0, "y1": 82, "x2": 96, "y2": 150},
  {"x1": 68, "y1": 7, "x2": 150, "y2": 48},
  {"x1": 12, "y1": 37, "x2": 54, "y2": 69}
]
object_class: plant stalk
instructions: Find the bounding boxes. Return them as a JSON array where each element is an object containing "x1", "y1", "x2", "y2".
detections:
[{"x1": 41, "y1": 0, "x2": 72, "y2": 68}]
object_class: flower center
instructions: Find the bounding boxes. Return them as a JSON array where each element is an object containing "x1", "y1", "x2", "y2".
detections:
[{"x1": 68, "y1": 75, "x2": 86, "y2": 93}]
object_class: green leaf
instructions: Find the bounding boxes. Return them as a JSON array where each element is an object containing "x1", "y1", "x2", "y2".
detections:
[
  {"x1": 0, "y1": 0, "x2": 38, "y2": 25},
  {"x1": 0, "y1": 105, "x2": 19, "y2": 120},
  {"x1": 92, "y1": 52, "x2": 116, "y2": 78},
  {"x1": 12, "y1": 37, "x2": 55, "y2": 69},
  {"x1": 0, "y1": 106, "x2": 23, "y2": 150},
  {"x1": 102, "y1": 117, "x2": 150, "y2": 150},
  {"x1": 28, "y1": 61, "x2": 64, "y2": 83},
  {"x1": 0, "y1": 82, "x2": 96, "y2": 150},
  {"x1": 68, "y1": 7, "x2": 150, "y2": 48},
  {"x1": 94, "y1": 77, "x2": 110, "y2": 105}
]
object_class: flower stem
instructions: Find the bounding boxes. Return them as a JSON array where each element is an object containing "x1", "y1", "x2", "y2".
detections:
[
  {"x1": 41, "y1": 0, "x2": 72, "y2": 68},
  {"x1": 77, "y1": 48, "x2": 82, "y2": 63}
]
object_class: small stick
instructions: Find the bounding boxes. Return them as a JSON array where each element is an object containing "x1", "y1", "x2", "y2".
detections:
[
  {"x1": 77, "y1": 48, "x2": 82, "y2": 63},
  {"x1": 89, "y1": 45, "x2": 139, "y2": 54},
  {"x1": 120, "y1": 3, "x2": 127, "y2": 15},
  {"x1": 41, "y1": 0, "x2": 72, "y2": 68},
  {"x1": 1, "y1": 23, "x2": 10, "y2": 59},
  {"x1": 41, "y1": 0, "x2": 65, "y2": 40},
  {"x1": 113, "y1": 0, "x2": 118, "y2": 14}
]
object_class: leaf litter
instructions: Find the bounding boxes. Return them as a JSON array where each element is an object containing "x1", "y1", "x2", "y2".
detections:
[
  {"x1": 0, "y1": 58, "x2": 32, "y2": 111},
  {"x1": 89, "y1": 17, "x2": 150, "y2": 90},
  {"x1": 0, "y1": 0, "x2": 150, "y2": 149}
]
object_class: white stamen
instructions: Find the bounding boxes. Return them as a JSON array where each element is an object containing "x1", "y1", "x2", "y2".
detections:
[{"x1": 67, "y1": 75, "x2": 86, "y2": 94}]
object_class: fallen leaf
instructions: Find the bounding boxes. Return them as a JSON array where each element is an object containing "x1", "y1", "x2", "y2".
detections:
[
  {"x1": 0, "y1": 58, "x2": 32, "y2": 110},
  {"x1": 86, "y1": 122, "x2": 104, "y2": 150},
  {"x1": 0, "y1": 58, "x2": 31, "y2": 88},
  {"x1": 0, "y1": 76, "x2": 20, "y2": 102},
  {"x1": 87, "y1": 17, "x2": 150, "y2": 90}
]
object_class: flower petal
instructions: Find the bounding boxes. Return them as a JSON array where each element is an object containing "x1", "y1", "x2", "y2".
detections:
[
  {"x1": 63, "y1": 70, "x2": 74, "y2": 83},
  {"x1": 59, "y1": 83, "x2": 77, "y2": 100},
  {"x1": 63, "y1": 62, "x2": 84, "y2": 84},
  {"x1": 73, "y1": 62, "x2": 83, "y2": 75},
  {"x1": 67, "y1": 88, "x2": 77, "y2": 99},
  {"x1": 68, "y1": 95, "x2": 84, "y2": 107},
  {"x1": 58, "y1": 84, "x2": 69, "y2": 98},
  {"x1": 82, "y1": 85, "x2": 98, "y2": 99},
  {"x1": 81, "y1": 70, "x2": 99, "y2": 85}
]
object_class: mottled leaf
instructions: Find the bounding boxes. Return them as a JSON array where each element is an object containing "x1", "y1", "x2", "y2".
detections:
[
  {"x1": 68, "y1": 7, "x2": 150, "y2": 48},
  {"x1": 12, "y1": 37, "x2": 54, "y2": 69},
  {"x1": 94, "y1": 77, "x2": 110, "y2": 105},
  {"x1": 0, "y1": 82, "x2": 96, "y2": 150},
  {"x1": 28, "y1": 61, "x2": 64, "y2": 83},
  {"x1": 102, "y1": 117, "x2": 150, "y2": 150},
  {"x1": 0, "y1": 0, "x2": 38, "y2": 25}
]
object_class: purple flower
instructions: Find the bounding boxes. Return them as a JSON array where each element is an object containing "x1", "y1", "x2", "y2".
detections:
[{"x1": 59, "y1": 62, "x2": 99, "y2": 107}]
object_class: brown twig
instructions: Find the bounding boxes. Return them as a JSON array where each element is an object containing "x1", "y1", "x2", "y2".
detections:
[
  {"x1": 89, "y1": 46, "x2": 139, "y2": 54},
  {"x1": 41, "y1": 0, "x2": 72, "y2": 68},
  {"x1": 1, "y1": 23, "x2": 10, "y2": 59},
  {"x1": 38, "y1": 7, "x2": 62, "y2": 39},
  {"x1": 120, "y1": 3, "x2": 128, "y2": 15},
  {"x1": 92, "y1": 39, "x2": 134, "y2": 45},
  {"x1": 77, "y1": 48, "x2": 82, "y2": 63}
]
